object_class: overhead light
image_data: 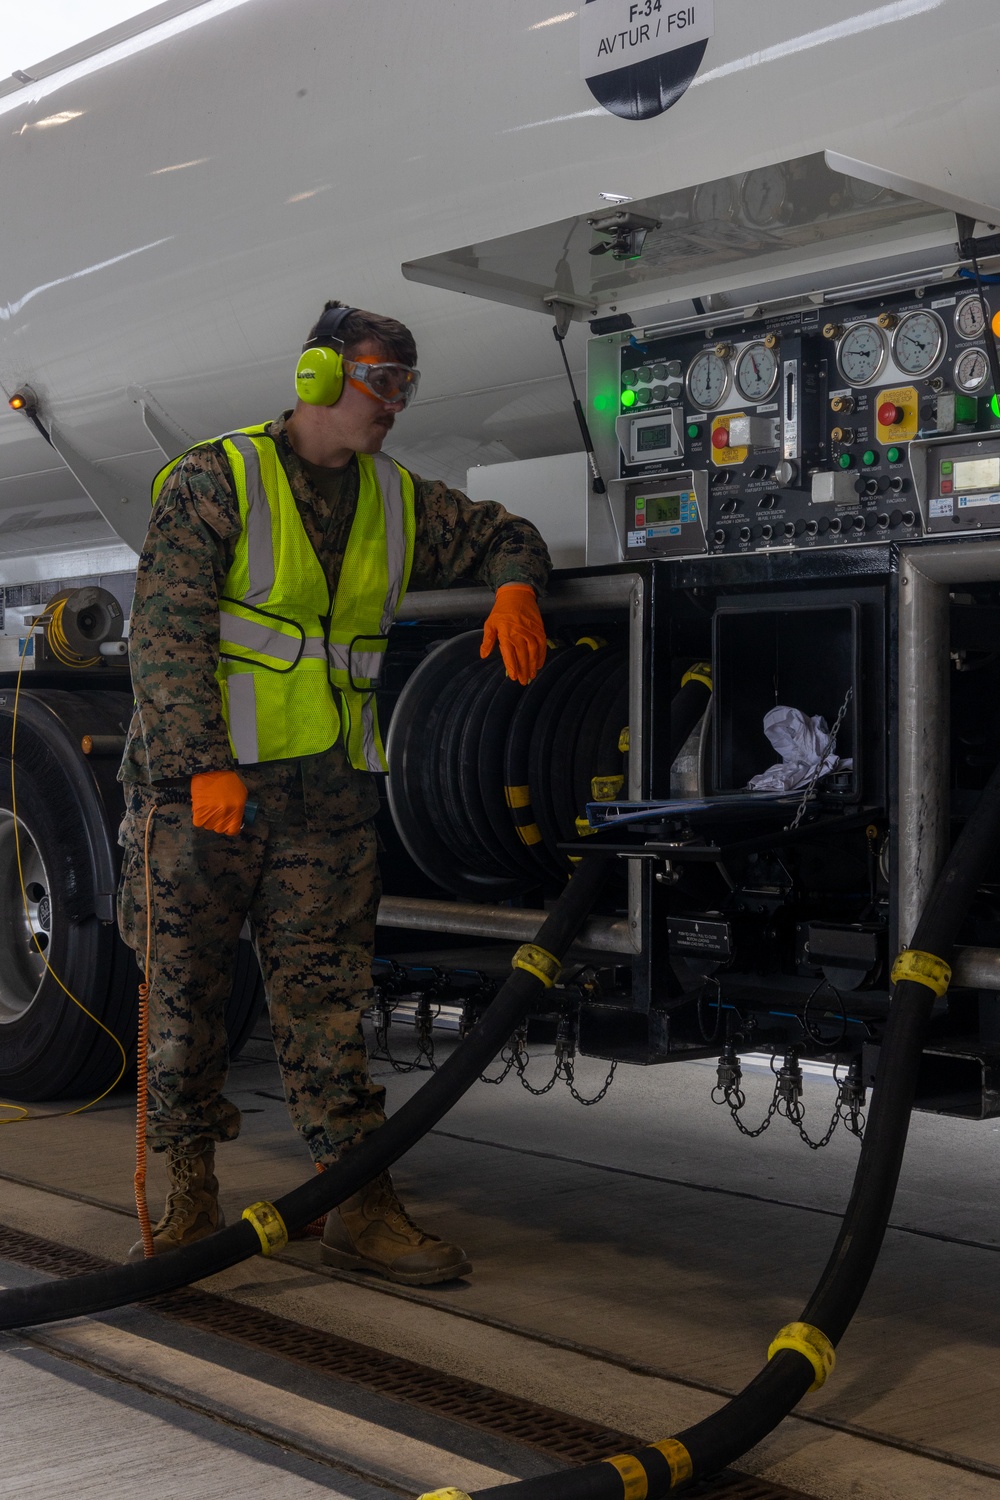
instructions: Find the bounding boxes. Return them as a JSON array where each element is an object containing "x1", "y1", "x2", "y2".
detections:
[
  {"x1": 8, "y1": 389, "x2": 34, "y2": 413},
  {"x1": 600, "y1": 192, "x2": 633, "y2": 204},
  {"x1": 149, "y1": 157, "x2": 209, "y2": 174}
]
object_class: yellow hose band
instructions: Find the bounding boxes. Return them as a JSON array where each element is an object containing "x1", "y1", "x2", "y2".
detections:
[
  {"x1": 602, "y1": 1453, "x2": 648, "y2": 1500},
  {"x1": 768, "y1": 1321, "x2": 836, "y2": 1392},
  {"x1": 516, "y1": 822, "x2": 543, "y2": 846},
  {"x1": 576, "y1": 635, "x2": 605, "y2": 651},
  {"x1": 618, "y1": 727, "x2": 630, "y2": 754},
  {"x1": 512, "y1": 943, "x2": 562, "y2": 988},
  {"x1": 591, "y1": 774, "x2": 624, "y2": 802},
  {"x1": 242, "y1": 1200, "x2": 289, "y2": 1256},
  {"x1": 681, "y1": 662, "x2": 713, "y2": 692},
  {"x1": 575, "y1": 816, "x2": 597, "y2": 837},
  {"x1": 417, "y1": 1490, "x2": 472, "y2": 1500},
  {"x1": 505, "y1": 785, "x2": 531, "y2": 810},
  {"x1": 648, "y1": 1439, "x2": 693, "y2": 1487},
  {"x1": 890, "y1": 948, "x2": 951, "y2": 997}
]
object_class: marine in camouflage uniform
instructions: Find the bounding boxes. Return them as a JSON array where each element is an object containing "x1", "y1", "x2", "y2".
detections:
[{"x1": 119, "y1": 358, "x2": 550, "y2": 1275}]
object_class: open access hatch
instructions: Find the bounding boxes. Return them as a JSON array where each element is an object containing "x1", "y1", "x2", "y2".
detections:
[{"x1": 402, "y1": 151, "x2": 1000, "y2": 322}]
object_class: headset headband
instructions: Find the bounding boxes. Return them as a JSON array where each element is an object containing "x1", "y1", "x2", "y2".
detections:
[{"x1": 304, "y1": 305, "x2": 357, "y2": 352}]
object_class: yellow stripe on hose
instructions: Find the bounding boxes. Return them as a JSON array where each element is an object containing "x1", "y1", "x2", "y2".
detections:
[
  {"x1": 516, "y1": 822, "x2": 543, "y2": 846},
  {"x1": 505, "y1": 785, "x2": 531, "y2": 809},
  {"x1": 767, "y1": 1321, "x2": 836, "y2": 1392},
  {"x1": 648, "y1": 1439, "x2": 693, "y2": 1486},
  {"x1": 618, "y1": 727, "x2": 630, "y2": 754},
  {"x1": 890, "y1": 948, "x2": 951, "y2": 997},
  {"x1": 681, "y1": 661, "x2": 713, "y2": 692},
  {"x1": 417, "y1": 1490, "x2": 472, "y2": 1500},
  {"x1": 512, "y1": 943, "x2": 562, "y2": 988},
  {"x1": 602, "y1": 1453, "x2": 648, "y2": 1500},
  {"x1": 591, "y1": 774, "x2": 624, "y2": 801},
  {"x1": 242, "y1": 1200, "x2": 289, "y2": 1256}
]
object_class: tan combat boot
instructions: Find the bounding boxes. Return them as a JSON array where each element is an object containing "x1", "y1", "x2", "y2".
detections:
[
  {"x1": 321, "y1": 1170, "x2": 471, "y2": 1285},
  {"x1": 127, "y1": 1139, "x2": 223, "y2": 1261}
]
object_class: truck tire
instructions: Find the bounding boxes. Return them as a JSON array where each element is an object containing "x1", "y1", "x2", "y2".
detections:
[{"x1": 0, "y1": 688, "x2": 264, "y2": 1102}]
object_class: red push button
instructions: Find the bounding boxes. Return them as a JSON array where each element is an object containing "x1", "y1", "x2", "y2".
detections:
[
  {"x1": 712, "y1": 426, "x2": 731, "y2": 449},
  {"x1": 940, "y1": 479, "x2": 953, "y2": 495},
  {"x1": 878, "y1": 401, "x2": 904, "y2": 427}
]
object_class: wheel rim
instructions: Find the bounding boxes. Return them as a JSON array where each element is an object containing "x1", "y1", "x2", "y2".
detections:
[{"x1": 0, "y1": 811, "x2": 50, "y2": 1022}]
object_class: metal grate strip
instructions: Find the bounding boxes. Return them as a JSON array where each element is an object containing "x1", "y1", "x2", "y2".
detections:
[{"x1": 0, "y1": 1222, "x2": 815, "y2": 1497}]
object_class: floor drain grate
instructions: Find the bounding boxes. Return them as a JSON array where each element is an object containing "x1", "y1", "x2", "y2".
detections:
[{"x1": 0, "y1": 1222, "x2": 815, "y2": 1497}]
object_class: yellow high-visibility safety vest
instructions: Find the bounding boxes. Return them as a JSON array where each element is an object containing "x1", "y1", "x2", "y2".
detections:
[{"x1": 151, "y1": 425, "x2": 415, "y2": 772}]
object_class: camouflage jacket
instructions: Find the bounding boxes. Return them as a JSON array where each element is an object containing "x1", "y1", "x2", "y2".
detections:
[{"x1": 121, "y1": 414, "x2": 551, "y2": 826}]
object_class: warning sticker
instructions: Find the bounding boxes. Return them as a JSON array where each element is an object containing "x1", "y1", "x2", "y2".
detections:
[{"x1": 581, "y1": 0, "x2": 715, "y2": 81}]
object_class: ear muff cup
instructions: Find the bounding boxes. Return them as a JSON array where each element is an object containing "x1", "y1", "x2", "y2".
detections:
[{"x1": 295, "y1": 344, "x2": 345, "y2": 406}]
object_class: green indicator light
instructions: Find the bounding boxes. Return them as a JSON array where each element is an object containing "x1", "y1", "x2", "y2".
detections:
[
  {"x1": 863, "y1": 449, "x2": 877, "y2": 467},
  {"x1": 992, "y1": 394, "x2": 1000, "y2": 420},
  {"x1": 887, "y1": 446, "x2": 901, "y2": 464},
  {"x1": 687, "y1": 423, "x2": 700, "y2": 439},
  {"x1": 940, "y1": 460, "x2": 953, "y2": 475},
  {"x1": 621, "y1": 389, "x2": 637, "y2": 408},
  {"x1": 838, "y1": 452, "x2": 853, "y2": 470}
]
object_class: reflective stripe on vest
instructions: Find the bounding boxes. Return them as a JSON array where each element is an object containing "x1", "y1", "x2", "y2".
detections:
[{"x1": 152, "y1": 425, "x2": 415, "y2": 771}]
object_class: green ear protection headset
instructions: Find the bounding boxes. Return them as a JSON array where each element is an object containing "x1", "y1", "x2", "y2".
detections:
[{"x1": 294, "y1": 304, "x2": 357, "y2": 406}]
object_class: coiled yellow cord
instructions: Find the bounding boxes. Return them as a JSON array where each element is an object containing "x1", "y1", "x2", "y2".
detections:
[
  {"x1": 42, "y1": 597, "x2": 100, "y2": 669},
  {"x1": 0, "y1": 627, "x2": 127, "y2": 1124}
]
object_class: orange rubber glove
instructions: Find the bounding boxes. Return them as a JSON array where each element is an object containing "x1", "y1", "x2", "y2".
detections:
[
  {"x1": 480, "y1": 583, "x2": 547, "y2": 686},
  {"x1": 191, "y1": 769, "x2": 248, "y2": 837}
]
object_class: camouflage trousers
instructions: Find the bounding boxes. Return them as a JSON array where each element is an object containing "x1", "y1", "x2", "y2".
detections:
[{"x1": 117, "y1": 776, "x2": 385, "y2": 1163}]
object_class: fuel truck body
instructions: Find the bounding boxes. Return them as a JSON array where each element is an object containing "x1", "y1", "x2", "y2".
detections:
[{"x1": 2, "y1": 0, "x2": 1000, "y2": 1119}]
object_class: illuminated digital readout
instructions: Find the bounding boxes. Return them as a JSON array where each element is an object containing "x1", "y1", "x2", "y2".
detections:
[
  {"x1": 637, "y1": 424, "x2": 671, "y2": 452},
  {"x1": 647, "y1": 494, "x2": 682, "y2": 523},
  {"x1": 953, "y1": 457, "x2": 1000, "y2": 491}
]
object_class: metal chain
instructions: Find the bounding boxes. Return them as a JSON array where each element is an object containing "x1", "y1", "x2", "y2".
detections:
[{"x1": 784, "y1": 684, "x2": 854, "y2": 832}]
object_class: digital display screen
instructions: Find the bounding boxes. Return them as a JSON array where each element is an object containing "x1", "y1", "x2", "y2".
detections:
[
  {"x1": 953, "y1": 456, "x2": 1000, "y2": 490},
  {"x1": 637, "y1": 424, "x2": 671, "y2": 452},
  {"x1": 647, "y1": 494, "x2": 682, "y2": 523}
]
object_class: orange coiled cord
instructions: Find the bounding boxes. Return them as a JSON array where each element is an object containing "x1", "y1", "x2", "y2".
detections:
[{"x1": 133, "y1": 805, "x2": 156, "y2": 1259}]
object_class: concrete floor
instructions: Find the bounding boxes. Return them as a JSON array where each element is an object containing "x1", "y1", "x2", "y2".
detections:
[{"x1": 1, "y1": 1019, "x2": 999, "y2": 1499}]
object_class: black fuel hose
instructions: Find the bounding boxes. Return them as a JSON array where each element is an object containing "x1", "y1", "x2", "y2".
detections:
[
  {"x1": 0, "y1": 853, "x2": 613, "y2": 1331},
  {"x1": 468, "y1": 758, "x2": 1000, "y2": 1500}
]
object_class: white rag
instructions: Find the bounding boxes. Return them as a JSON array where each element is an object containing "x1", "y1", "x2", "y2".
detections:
[{"x1": 747, "y1": 705, "x2": 853, "y2": 792}]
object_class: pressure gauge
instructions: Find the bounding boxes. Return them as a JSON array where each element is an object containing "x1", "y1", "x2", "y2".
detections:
[
  {"x1": 734, "y1": 342, "x2": 779, "y2": 402},
  {"x1": 955, "y1": 294, "x2": 987, "y2": 340},
  {"x1": 836, "y1": 322, "x2": 887, "y2": 386},
  {"x1": 685, "y1": 350, "x2": 730, "y2": 410},
  {"x1": 954, "y1": 346, "x2": 990, "y2": 394},
  {"x1": 891, "y1": 310, "x2": 945, "y2": 377},
  {"x1": 740, "y1": 165, "x2": 789, "y2": 228},
  {"x1": 692, "y1": 178, "x2": 736, "y2": 224}
]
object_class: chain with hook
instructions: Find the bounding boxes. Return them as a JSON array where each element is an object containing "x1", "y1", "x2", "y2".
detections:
[{"x1": 784, "y1": 684, "x2": 854, "y2": 833}]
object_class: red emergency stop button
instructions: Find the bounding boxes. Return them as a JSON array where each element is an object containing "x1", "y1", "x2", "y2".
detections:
[
  {"x1": 878, "y1": 401, "x2": 904, "y2": 427},
  {"x1": 712, "y1": 426, "x2": 730, "y2": 449}
]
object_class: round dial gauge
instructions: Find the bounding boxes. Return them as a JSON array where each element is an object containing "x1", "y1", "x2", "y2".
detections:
[
  {"x1": 954, "y1": 346, "x2": 990, "y2": 394},
  {"x1": 892, "y1": 310, "x2": 945, "y2": 377},
  {"x1": 685, "y1": 350, "x2": 730, "y2": 409},
  {"x1": 740, "y1": 166, "x2": 788, "y2": 228},
  {"x1": 955, "y1": 294, "x2": 987, "y2": 340},
  {"x1": 836, "y1": 322, "x2": 887, "y2": 385},
  {"x1": 692, "y1": 178, "x2": 736, "y2": 224},
  {"x1": 734, "y1": 342, "x2": 779, "y2": 402}
]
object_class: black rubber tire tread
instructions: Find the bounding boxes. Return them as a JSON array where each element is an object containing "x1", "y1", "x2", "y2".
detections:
[
  {"x1": 528, "y1": 646, "x2": 614, "y2": 865},
  {"x1": 475, "y1": 673, "x2": 540, "y2": 878},
  {"x1": 387, "y1": 634, "x2": 526, "y2": 899},
  {"x1": 435, "y1": 661, "x2": 516, "y2": 878},
  {"x1": 504, "y1": 647, "x2": 591, "y2": 879},
  {"x1": 225, "y1": 940, "x2": 265, "y2": 1059},
  {"x1": 551, "y1": 652, "x2": 626, "y2": 842}
]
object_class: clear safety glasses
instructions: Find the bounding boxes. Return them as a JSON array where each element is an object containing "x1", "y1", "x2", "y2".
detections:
[{"x1": 344, "y1": 356, "x2": 421, "y2": 408}]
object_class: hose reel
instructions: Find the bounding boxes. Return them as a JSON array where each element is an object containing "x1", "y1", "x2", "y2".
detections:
[
  {"x1": 38, "y1": 587, "x2": 125, "y2": 668},
  {"x1": 386, "y1": 632, "x2": 629, "y2": 899}
]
